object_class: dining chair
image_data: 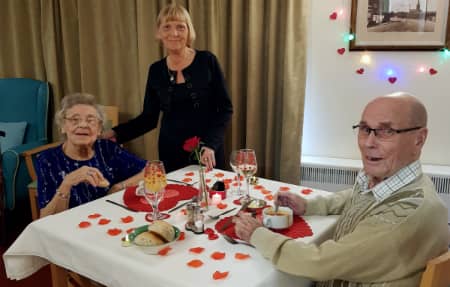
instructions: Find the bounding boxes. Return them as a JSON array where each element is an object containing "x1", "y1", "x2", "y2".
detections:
[{"x1": 419, "y1": 250, "x2": 450, "y2": 287}]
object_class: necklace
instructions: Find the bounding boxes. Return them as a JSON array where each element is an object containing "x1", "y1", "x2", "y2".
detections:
[{"x1": 167, "y1": 48, "x2": 193, "y2": 83}]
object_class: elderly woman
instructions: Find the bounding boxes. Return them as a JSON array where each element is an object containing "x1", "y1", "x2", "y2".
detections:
[
  {"x1": 103, "y1": 3, "x2": 233, "y2": 172},
  {"x1": 36, "y1": 93, "x2": 146, "y2": 218}
]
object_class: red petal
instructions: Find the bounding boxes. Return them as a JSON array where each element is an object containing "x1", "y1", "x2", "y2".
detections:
[
  {"x1": 211, "y1": 252, "x2": 226, "y2": 260},
  {"x1": 182, "y1": 178, "x2": 192, "y2": 183},
  {"x1": 187, "y1": 259, "x2": 204, "y2": 268},
  {"x1": 261, "y1": 189, "x2": 271, "y2": 195},
  {"x1": 88, "y1": 213, "x2": 101, "y2": 219},
  {"x1": 216, "y1": 202, "x2": 227, "y2": 209},
  {"x1": 158, "y1": 246, "x2": 172, "y2": 256},
  {"x1": 205, "y1": 178, "x2": 212, "y2": 183},
  {"x1": 223, "y1": 179, "x2": 232, "y2": 184},
  {"x1": 189, "y1": 247, "x2": 205, "y2": 254},
  {"x1": 126, "y1": 228, "x2": 135, "y2": 234},
  {"x1": 204, "y1": 228, "x2": 215, "y2": 235},
  {"x1": 253, "y1": 185, "x2": 264, "y2": 190},
  {"x1": 279, "y1": 186, "x2": 290, "y2": 191},
  {"x1": 98, "y1": 218, "x2": 111, "y2": 225},
  {"x1": 185, "y1": 172, "x2": 195, "y2": 176},
  {"x1": 107, "y1": 228, "x2": 122, "y2": 236},
  {"x1": 208, "y1": 233, "x2": 219, "y2": 240},
  {"x1": 78, "y1": 221, "x2": 91, "y2": 228},
  {"x1": 121, "y1": 216, "x2": 134, "y2": 223},
  {"x1": 265, "y1": 194, "x2": 274, "y2": 201},
  {"x1": 178, "y1": 232, "x2": 186, "y2": 241},
  {"x1": 214, "y1": 172, "x2": 225, "y2": 178},
  {"x1": 235, "y1": 253, "x2": 251, "y2": 260},
  {"x1": 301, "y1": 188, "x2": 313, "y2": 195},
  {"x1": 212, "y1": 271, "x2": 229, "y2": 280}
]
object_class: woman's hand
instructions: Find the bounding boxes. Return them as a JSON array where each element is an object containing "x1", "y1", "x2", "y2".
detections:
[
  {"x1": 200, "y1": 146, "x2": 216, "y2": 171},
  {"x1": 274, "y1": 191, "x2": 307, "y2": 216},
  {"x1": 101, "y1": 129, "x2": 117, "y2": 141},
  {"x1": 61, "y1": 166, "x2": 108, "y2": 189},
  {"x1": 234, "y1": 212, "x2": 263, "y2": 242}
]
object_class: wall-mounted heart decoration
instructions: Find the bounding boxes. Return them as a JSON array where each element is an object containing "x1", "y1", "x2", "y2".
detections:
[
  {"x1": 329, "y1": 12, "x2": 337, "y2": 20},
  {"x1": 356, "y1": 68, "x2": 364, "y2": 74},
  {"x1": 388, "y1": 77, "x2": 397, "y2": 84},
  {"x1": 337, "y1": 48, "x2": 345, "y2": 55},
  {"x1": 429, "y1": 68, "x2": 438, "y2": 75}
]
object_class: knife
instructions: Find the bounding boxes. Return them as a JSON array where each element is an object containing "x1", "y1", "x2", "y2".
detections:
[
  {"x1": 105, "y1": 200, "x2": 138, "y2": 212},
  {"x1": 167, "y1": 179, "x2": 198, "y2": 186},
  {"x1": 218, "y1": 200, "x2": 252, "y2": 232}
]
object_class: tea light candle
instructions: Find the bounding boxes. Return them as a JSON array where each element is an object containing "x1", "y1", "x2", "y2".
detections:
[{"x1": 212, "y1": 193, "x2": 222, "y2": 205}]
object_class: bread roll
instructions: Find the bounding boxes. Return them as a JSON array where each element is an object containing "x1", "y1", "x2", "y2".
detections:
[
  {"x1": 148, "y1": 220, "x2": 175, "y2": 242},
  {"x1": 134, "y1": 231, "x2": 165, "y2": 246},
  {"x1": 98, "y1": 178, "x2": 110, "y2": 188}
]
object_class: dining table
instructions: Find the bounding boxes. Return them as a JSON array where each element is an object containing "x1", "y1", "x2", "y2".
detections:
[{"x1": 3, "y1": 165, "x2": 338, "y2": 287}]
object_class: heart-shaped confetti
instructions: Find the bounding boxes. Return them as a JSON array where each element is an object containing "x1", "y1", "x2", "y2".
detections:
[
  {"x1": 356, "y1": 68, "x2": 364, "y2": 74},
  {"x1": 212, "y1": 271, "x2": 229, "y2": 280},
  {"x1": 235, "y1": 253, "x2": 251, "y2": 260},
  {"x1": 158, "y1": 246, "x2": 172, "y2": 256},
  {"x1": 429, "y1": 68, "x2": 438, "y2": 75},
  {"x1": 187, "y1": 259, "x2": 204, "y2": 268},
  {"x1": 211, "y1": 252, "x2": 226, "y2": 260},
  {"x1": 388, "y1": 77, "x2": 397, "y2": 84},
  {"x1": 337, "y1": 48, "x2": 345, "y2": 55},
  {"x1": 329, "y1": 12, "x2": 337, "y2": 20}
]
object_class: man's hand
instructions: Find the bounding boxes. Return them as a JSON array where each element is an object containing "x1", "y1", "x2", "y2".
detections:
[
  {"x1": 234, "y1": 212, "x2": 263, "y2": 242},
  {"x1": 274, "y1": 191, "x2": 307, "y2": 216}
]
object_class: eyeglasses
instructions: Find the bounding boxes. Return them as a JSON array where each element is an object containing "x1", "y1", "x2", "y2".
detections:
[
  {"x1": 64, "y1": 116, "x2": 100, "y2": 127},
  {"x1": 352, "y1": 124, "x2": 422, "y2": 140}
]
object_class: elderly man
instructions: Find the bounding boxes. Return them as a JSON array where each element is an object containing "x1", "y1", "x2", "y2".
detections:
[{"x1": 235, "y1": 92, "x2": 448, "y2": 286}]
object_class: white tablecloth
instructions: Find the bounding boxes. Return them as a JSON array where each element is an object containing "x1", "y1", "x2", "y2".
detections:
[{"x1": 3, "y1": 166, "x2": 338, "y2": 287}]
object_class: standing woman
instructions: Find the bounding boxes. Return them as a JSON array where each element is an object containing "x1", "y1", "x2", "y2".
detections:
[{"x1": 103, "y1": 3, "x2": 233, "y2": 172}]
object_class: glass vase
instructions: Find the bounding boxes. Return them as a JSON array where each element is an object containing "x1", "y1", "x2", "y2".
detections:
[{"x1": 197, "y1": 166, "x2": 209, "y2": 210}]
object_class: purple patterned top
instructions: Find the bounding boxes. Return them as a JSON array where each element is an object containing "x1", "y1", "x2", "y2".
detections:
[{"x1": 36, "y1": 139, "x2": 146, "y2": 209}]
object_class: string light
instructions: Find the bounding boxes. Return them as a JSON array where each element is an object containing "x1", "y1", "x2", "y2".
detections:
[
  {"x1": 386, "y1": 69, "x2": 395, "y2": 76},
  {"x1": 417, "y1": 66, "x2": 426, "y2": 73},
  {"x1": 360, "y1": 54, "x2": 371, "y2": 65}
]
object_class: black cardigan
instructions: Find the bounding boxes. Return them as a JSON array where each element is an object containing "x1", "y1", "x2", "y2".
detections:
[{"x1": 113, "y1": 50, "x2": 233, "y2": 172}]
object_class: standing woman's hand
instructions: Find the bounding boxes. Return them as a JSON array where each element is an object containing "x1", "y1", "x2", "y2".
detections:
[
  {"x1": 200, "y1": 147, "x2": 216, "y2": 171},
  {"x1": 101, "y1": 129, "x2": 117, "y2": 142}
]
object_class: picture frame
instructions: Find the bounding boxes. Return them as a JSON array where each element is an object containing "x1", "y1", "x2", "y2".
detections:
[{"x1": 350, "y1": 0, "x2": 450, "y2": 50}]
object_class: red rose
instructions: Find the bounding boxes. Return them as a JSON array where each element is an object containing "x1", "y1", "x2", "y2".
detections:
[{"x1": 183, "y1": 136, "x2": 201, "y2": 152}]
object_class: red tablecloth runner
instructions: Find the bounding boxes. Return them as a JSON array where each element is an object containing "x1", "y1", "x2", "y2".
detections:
[
  {"x1": 215, "y1": 215, "x2": 313, "y2": 239},
  {"x1": 123, "y1": 184, "x2": 198, "y2": 212}
]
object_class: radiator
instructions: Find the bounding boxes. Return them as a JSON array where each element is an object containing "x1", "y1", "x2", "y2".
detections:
[{"x1": 300, "y1": 156, "x2": 450, "y2": 222}]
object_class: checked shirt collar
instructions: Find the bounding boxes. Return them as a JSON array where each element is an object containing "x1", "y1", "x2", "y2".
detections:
[{"x1": 357, "y1": 160, "x2": 422, "y2": 202}]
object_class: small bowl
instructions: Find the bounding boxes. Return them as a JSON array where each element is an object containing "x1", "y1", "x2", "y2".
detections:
[
  {"x1": 246, "y1": 198, "x2": 266, "y2": 210},
  {"x1": 128, "y1": 224, "x2": 181, "y2": 254},
  {"x1": 262, "y1": 206, "x2": 293, "y2": 230}
]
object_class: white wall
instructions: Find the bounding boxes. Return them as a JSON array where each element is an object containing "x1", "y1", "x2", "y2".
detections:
[{"x1": 302, "y1": 0, "x2": 450, "y2": 166}]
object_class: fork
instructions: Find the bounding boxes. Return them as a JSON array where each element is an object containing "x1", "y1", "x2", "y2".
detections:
[
  {"x1": 222, "y1": 234, "x2": 254, "y2": 247},
  {"x1": 208, "y1": 207, "x2": 237, "y2": 220}
]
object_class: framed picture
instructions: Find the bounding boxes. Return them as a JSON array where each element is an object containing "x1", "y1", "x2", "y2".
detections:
[{"x1": 350, "y1": 0, "x2": 450, "y2": 50}]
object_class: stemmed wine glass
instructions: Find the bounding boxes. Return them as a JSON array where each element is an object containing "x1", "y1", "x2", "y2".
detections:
[
  {"x1": 237, "y1": 149, "x2": 257, "y2": 204},
  {"x1": 230, "y1": 150, "x2": 244, "y2": 196},
  {"x1": 144, "y1": 160, "x2": 169, "y2": 221}
]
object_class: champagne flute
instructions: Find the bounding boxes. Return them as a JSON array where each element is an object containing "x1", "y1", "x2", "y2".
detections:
[
  {"x1": 144, "y1": 160, "x2": 169, "y2": 221},
  {"x1": 230, "y1": 150, "x2": 243, "y2": 196},
  {"x1": 237, "y1": 149, "x2": 257, "y2": 204}
]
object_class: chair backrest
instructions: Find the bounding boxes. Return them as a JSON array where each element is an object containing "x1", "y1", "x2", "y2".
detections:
[
  {"x1": 419, "y1": 250, "x2": 450, "y2": 287},
  {"x1": 0, "y1": 78, "x2": 49, "y2": 143}
]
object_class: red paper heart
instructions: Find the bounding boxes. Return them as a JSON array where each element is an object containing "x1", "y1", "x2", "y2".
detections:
[
  {"x1": 429, "y1": 68, "x2": 438, "y2": 75},
  {"x1": 337, "y1": 48, "x2": 345, "y2": 55},
  {"x1": 388, "y1": 77, "x2": 397, "y2": 84},
  {"x1": 329, "y1": 12, "x2": 337, "y2": 20},
  {"x1": 356, "y1": 68, "x2": 364, "y2": 74}
]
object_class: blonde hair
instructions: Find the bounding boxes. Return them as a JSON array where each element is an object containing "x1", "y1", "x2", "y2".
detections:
[
  {"x1": 156, "y1": 3, "x2": 196, "y2": 47},
  {"x1": 55, "y1": 93, "x2": 105, "y2": 138}
]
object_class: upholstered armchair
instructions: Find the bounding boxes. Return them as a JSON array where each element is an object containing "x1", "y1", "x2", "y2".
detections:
[{"x1": 0, "y1": 78, "x2": 50, "y2": 215}]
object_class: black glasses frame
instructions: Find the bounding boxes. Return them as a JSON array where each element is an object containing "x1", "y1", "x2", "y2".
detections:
[{"x1": 352, "y1": 124, "x2": 422, "y2": 138}]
